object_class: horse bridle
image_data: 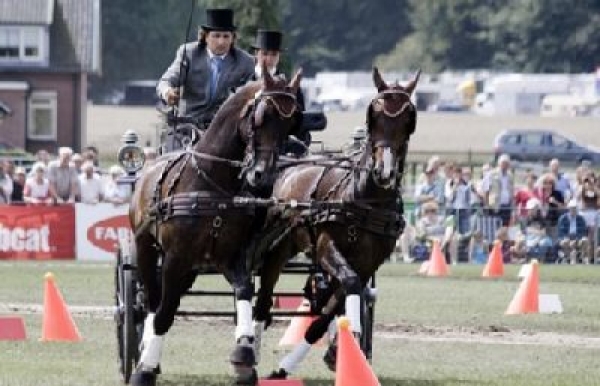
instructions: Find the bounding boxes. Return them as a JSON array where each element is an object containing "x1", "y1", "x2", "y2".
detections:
[
  {"x1": 240, "y1": 90, "x2": 299, "y2": 176},
  {"x1": 363, "y1": 88, "x2": 415, "y2": 189}
]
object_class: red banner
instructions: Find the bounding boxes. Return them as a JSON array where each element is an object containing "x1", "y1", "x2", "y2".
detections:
[{"x1": 0, "y1": 205, "x2": 75, "y2": 260}]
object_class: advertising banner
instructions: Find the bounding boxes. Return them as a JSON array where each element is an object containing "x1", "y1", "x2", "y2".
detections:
[
  {"x1": 0, "y1": 205, "x2": 75, "y2": 259},
  {"x1": 75, "y1": 203, "x2": 132, "y2": 261}
]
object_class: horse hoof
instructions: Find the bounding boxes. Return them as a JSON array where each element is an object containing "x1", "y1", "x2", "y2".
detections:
[
  {"x1": 267, "y1": 368, "x2": 288, "y2": 379},
  {"x1": 323, "y1": 343, "x2": 337, "y2": 372},
  {"x1": 230, "y1": 344, "x2": 256, "y2": 367},
  {"x1": 232, "y1": 366, "x2": 257, "y2": 385},
  {"x1": 130, "y1": 369, "x2": 157, "y2": 386}
]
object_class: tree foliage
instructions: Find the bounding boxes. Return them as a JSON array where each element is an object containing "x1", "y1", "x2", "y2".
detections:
[{"x1": 92, "y1": 1, "x2": 600, "y2": 100}]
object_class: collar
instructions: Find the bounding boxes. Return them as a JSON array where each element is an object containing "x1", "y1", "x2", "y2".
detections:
[
  {"x1": 207, "y1": 49, "x2": 227, "y2": 61},
  {"x1": 254, "y1": 65, "x2": 277, "y2": 78}
]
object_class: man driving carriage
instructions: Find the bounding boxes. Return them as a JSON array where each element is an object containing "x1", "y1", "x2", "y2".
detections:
[{"x1": 157, "y1": 8, "x2": 255, "y2": 153}]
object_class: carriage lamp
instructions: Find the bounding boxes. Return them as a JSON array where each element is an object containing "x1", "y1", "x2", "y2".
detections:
[{"x1": 117, "y1": 130, "x2": 145, "y2": 175}]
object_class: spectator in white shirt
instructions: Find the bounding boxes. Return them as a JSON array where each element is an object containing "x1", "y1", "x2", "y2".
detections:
[
  {"x1": 104, "y1": 165, "x2": 130, "y2": 205},
  {"x1": 79, "y1": 161, "x2": 104, "y2": 204},
  {"x1": 0, "y1": 162, "x2": 13, "y2": 204},
  {"x1": 24, "y1": 162, "x2": 54, "y2": 205}
]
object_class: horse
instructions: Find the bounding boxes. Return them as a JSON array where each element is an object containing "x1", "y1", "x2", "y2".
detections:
[
  {"x1": 253, "y1": 67, "x2": 420, "y2": 376},
  {"x1": 128, "y1": 67, "x2": 303, "y2": 386}
]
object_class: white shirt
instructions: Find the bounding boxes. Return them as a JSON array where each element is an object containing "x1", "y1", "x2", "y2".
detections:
[
  {"x1": 0, "y1": 175, "x2": 13, "y2": 204},
  {"x1": 24, "y1": 177, "x2": 51, "y2": 200},
  {"x1": 254, "y1": 65, "x2": 277, "y2": 79},
  {"x1": 79, "y1": 174, "x2": 104, "y2": 204},
  {"x1": 104, "y1": 179, "x2": 130, "y2": 204}
]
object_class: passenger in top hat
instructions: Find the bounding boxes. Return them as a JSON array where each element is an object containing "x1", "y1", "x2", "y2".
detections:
[
  {"x1": 157, "y1": 8, "x2": 255, "y2": 151},
  {"x1": 251, "y1": 29, "x2": 309, "y2": 155}
]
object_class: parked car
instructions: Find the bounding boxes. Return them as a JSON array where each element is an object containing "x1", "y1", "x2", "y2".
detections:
[{"x1": 493, "y1": 129, "x2": 600, "y2": 165}]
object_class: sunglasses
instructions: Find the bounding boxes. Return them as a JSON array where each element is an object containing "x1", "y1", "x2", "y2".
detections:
[{"x1": 424, "y1": 209, "x2": 437, "y2": 214}]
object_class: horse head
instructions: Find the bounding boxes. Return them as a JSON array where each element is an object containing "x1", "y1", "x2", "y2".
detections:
[
  {"x1": 241, "y1": 65, "x2": 303, "y2": 189},
  {"x1": 365, "y1": 67, "x2": 420, "y2": 189}
]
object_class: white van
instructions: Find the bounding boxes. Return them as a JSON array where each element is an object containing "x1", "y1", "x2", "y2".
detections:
[{"x1": 540, "y1": 94, "x2": 600, "y2": 117}]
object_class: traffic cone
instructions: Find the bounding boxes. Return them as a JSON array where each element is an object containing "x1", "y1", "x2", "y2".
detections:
[
  {"x1": 426, "y1": 240, "x2": 449, "y2": 277},
  {"x1": 278, "y1": 300, "x2": 323, "y2": 346},
  {"x1": 334, "y1": 317, "x2": 380, "y2": 386},
  {"x1": 40, "y1": 272, "x2": 82, "y2": 342},
  {"x1": 505, "y1": 259, "x2": 539, "y2": 315},
  {"x1": 482, "y1": 240, "x2": 504, "y2": 278}
]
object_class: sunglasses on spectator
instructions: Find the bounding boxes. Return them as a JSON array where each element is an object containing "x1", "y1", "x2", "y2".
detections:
[{"x1": 424, "y1": 209, "x2": 437, "y2": 214}]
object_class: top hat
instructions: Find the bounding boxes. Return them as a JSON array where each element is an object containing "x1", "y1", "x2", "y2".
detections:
[
  {"x1": 251, "y1": 30, "x2": 283, "y2": 51},
  {"x1": 201, "y1": 8, "x2": 236, "y2": 31}
]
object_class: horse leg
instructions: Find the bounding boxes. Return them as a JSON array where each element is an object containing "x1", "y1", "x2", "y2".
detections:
[
  {"x1": 130, "y1": 233, "x2": 161, "y2": 386},
  {"x1": 132, "y1": 251, "x2": 190, "y2": 386},
  {"x1": 270, "y1": 290, "x2": 344, "y2": 378},
  {"x1": 318, "y1": 236, "x2": 363, "y2": 336},
  {"x1": 224, "y1": 253, "x2": 257, "y2": 385}
]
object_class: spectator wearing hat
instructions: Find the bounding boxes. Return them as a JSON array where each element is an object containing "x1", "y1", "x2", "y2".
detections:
[
  {"x1": 157, "y1": 8, "x2": 255, "y2": 152},
  {"x1": 557, "y1": 199, "x2": 590, "y2": 264},
  {"x1": 11, "y1": 166, "x2": 26, "y2": 203},
  {"x1": 24, "y1": 163, "x2": 54, "y2": 205},
  {"x1": 104, "y1": 165, "x2": 129, "y2": 205}
]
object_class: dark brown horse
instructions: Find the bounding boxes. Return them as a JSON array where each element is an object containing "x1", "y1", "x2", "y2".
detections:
[
  {"x1": 128, "y1": 68, "x2": 302, "y2": 386},
  {"x1": 253, "y1": 67, "x2": 420, "y2": 376}
]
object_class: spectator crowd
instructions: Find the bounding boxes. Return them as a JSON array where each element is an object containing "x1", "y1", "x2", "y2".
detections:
[
  {"x1": 399, "y1": 155, "x2": 600, "y2": 265},
  {"x1": 0, "y1": 145, "x2": 159, "y2": 206}
]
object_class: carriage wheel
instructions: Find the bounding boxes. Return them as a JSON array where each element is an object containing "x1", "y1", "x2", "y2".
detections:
[
  {"x1": 115, "y1": 246, "x2": 144, "y2": 383},
  {"x1": 359, "y1": 281, "x2": 376, "y2": 362}
]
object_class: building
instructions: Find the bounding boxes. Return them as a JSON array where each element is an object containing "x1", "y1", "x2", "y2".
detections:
[{"x1": 0, "y1": 0, "x2": 101, "y2": 154}]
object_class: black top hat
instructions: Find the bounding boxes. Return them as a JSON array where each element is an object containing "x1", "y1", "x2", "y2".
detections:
[
  {"x1": 251, "y1": 30, "x2": 283, "y2": 51},
  {"x1": 201, "y1": 8, "x2": 236, "y2": 31}
]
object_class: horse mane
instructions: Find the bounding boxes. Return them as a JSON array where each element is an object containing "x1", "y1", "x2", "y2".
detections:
[{"x1": 209, "y1": 81, "x2": 263, "y2": 130}]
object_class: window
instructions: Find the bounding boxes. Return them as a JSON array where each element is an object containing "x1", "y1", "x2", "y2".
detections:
[
  {"x1": 0, "y1": 26, "x2": 44, "y2": 62},
  {"x1": 28, "y1": 92, "x2": 57, "y2": 140}
]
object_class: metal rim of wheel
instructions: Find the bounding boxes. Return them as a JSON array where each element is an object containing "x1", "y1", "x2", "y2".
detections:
[{"x1": 115, "y1": 248, "x2": 138, "y2": 383}]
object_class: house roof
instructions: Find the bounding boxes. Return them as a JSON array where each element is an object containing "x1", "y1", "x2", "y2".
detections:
[
  {"x1": 49, "y1": 0, "x2": 101, "y2": 73},
  {"x1": 0, "y1": 0, "x2": 54, "y2": 25}
]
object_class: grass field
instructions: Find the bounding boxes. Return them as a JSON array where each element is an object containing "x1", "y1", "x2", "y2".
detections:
[{"x1": 1, "y1": 261, "x2": 599, "y2": 385}]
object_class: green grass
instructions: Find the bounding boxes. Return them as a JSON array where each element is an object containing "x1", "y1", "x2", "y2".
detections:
[{"x1": 0, "y1": 261, "x2": 599, "y2": 385}]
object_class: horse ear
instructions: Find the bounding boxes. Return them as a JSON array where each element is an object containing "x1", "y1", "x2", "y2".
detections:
[
  {"x1": 373, "y1": 66, "x2": 386, "y2": 92},
  {"x1": 289, "y1": 67, "x2": 303, "y2": 91},
  {"x1": 262, "y1": 62, "x2": 274, "y2": 89},
  {"x1": 405, "y1": 69, "x2": 421, "y2": 95}
]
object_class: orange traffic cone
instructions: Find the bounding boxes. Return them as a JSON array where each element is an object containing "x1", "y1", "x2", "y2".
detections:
[
  {"x1": 278, "y1": 300, "x2": 323, "y2": 346},
  {"x1": 505, "y1": 259, "x2": 539, "y2": 315},
  {"x1": 426, "y1": 240, "x2": 449, "y2": 277},
  {"x1": 334, "y1": 317, "x2": 380, "y2": 386},
  {"x1": 482, "y1": 240, "x2": 504, "y2": 278},
  {"x1": 40, "y1": 272, "x2": 82, "y2": 342}
]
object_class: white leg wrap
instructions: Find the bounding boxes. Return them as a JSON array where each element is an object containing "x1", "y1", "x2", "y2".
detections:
[
  {"x1": 346, "y1": 295, "x2": 362, "y2": 334},
  {"x1": 139, "y1": 334, "x2": 164, "y2": 370},
  {"x1": 141, "y1": 313, "x2": 155, "y2": 350},
  {"x1": 235, "y1": 300, "x2": 254, "y2": 340},
  {"x1": 327, "y1": 317, "x2": 338, "y2": 344},
  {"x1": 253, "y1": 321, "x2": 265, "y2": 363},
  {"x1": 280, "y1": 340, "x2": 311, "y2": 374}
]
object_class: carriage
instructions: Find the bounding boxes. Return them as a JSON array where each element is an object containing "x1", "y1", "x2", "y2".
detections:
[{"x1": 113, "y1": 68, "x2": 418, "y2": 385}]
